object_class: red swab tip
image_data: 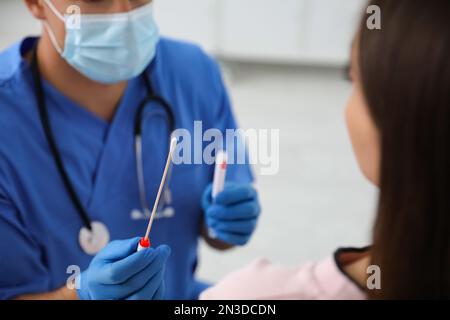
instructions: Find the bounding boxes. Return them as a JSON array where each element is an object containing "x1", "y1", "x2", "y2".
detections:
[{"x1": 139, "y1": 238, "x2": 150, "y2": 248}]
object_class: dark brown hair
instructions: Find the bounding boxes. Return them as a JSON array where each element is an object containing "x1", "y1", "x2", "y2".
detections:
[{"x1": 358, "y1": 0, "x2": 450, "y2": 299}]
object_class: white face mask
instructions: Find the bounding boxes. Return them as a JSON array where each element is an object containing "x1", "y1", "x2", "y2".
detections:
[{"x1": 43, "y1": 0, "x2": 160, "y2": 84}]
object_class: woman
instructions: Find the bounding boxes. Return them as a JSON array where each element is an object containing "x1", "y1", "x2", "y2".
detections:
[
  {"x1": 0, "y1": 0, "x2": 261, "y2": 300},
  {"x1": 201, "y1": 0, "x2": 450, "y2": 299}
]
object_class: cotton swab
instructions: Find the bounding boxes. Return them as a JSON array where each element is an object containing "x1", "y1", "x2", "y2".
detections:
[{"x1": 137, "y1": 137, "x2": 178, "y2": 251}]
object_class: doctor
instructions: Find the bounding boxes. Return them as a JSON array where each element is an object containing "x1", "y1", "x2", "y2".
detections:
[{"x1": 0, "y1": 0, "x2": 260, "y2": 300}]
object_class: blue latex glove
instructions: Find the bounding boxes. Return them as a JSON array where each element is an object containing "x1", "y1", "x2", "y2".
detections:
[
  {"x1": 77, "y1": 237, "x2": 171, "y2": 300},
  {"x1": 202, "y1": 182, "x2": 261, "y2": 246}
]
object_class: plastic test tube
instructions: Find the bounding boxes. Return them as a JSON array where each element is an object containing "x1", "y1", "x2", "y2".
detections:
[
  {"x1": 208, "y1": 151, "x2": 228, "y2": 239},
  {"x1": 212, "y1": 150, "x2": 228, "y2": 200}
]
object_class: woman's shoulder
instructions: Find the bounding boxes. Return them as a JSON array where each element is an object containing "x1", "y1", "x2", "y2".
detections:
[{"x1": 200, "y1": 248, "x2": 369, "y2": 300}]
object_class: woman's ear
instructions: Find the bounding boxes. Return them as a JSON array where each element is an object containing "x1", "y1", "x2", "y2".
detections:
[{"x1": 23, "y1": 0, "x2": 47, "y2": 20}]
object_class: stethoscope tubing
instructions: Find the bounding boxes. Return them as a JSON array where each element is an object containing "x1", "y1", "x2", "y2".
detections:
[{"x1": 30, "y1": 44, "x2": 175, "y2": 232}]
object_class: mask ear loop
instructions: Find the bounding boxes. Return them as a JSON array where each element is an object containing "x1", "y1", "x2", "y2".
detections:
[
  {"x1": 43, "y1": 0, "x2": 66, "y2": 55},
  {"x1": 43, "y1": 23, "x2": 63, "y2": 55},
  {"x1": 43, "y1": 0, "x2": 66, "y2": 21}
]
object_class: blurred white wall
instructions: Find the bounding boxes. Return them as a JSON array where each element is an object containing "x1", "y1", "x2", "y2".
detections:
[
  {"x1": 155, "y1": 0, "x2": 365, "y2": 66},
  {"x1": 0, "y1": 0, "x2": 40, "y2": 51},
  {"x1": 1, "y1": 0, "x2": 365, "y2": 67}
]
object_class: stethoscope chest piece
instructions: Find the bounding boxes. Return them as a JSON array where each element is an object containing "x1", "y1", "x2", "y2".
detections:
[{"x1": 78, "y1": 221, "x2": 110, "y2": 255}]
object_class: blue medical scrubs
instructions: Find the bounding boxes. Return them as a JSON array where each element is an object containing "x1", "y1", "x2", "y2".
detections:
[{"x1": 0, "y1": 37, "x2": 253, "y2": 300}]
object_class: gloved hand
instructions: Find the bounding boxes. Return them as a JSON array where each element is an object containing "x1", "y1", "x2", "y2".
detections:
[
  {"x1": 202, "y1": 182, "x2": 261, "y2": 246},
  {"x1": 77, "y1": 237, "x2": 171, "y2": 300}
]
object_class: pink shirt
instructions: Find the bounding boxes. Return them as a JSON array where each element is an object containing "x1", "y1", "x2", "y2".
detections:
[{"x1": 200, "y1": 248, "x2": 367, "y2": 300}]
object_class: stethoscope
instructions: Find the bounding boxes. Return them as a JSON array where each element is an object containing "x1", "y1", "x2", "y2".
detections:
[{"x1": 30, "y1": 46, "x2": 175, "y2": 255}]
